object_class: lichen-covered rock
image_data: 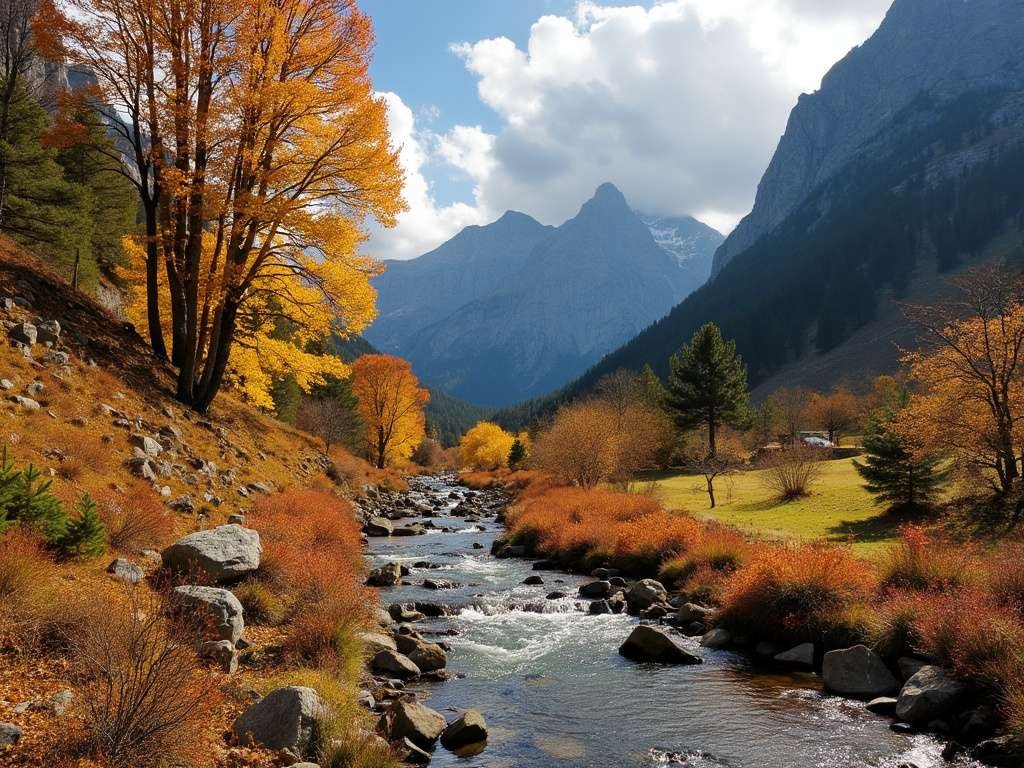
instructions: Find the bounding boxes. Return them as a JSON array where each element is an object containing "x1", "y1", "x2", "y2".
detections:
[{"x1": 162, "y1": 524, "x2": 261, "y2": 583}]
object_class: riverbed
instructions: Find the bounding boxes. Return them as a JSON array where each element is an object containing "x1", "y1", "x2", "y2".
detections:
[{"x1": 366, "y1": 475, "x2": 980, "y2": 768}]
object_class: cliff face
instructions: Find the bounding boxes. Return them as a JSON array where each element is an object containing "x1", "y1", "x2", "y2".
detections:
[{"x1": 712, "y1": 0, "x2": 1024, "y2": 277}]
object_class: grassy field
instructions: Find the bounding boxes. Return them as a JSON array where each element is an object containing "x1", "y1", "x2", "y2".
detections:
[{"x1": 644, "y1": 457, "x2": 902, "y2": 556}]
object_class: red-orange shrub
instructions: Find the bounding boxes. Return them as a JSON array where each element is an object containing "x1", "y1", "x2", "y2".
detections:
[
  {"x1": 95, "y1": 484, "x2": 176, "y2": 552},
  {"x1": 878, "y1": 524, "x2": 978, "y2": 592},
  {"x1": 659, "y1": 524, "x2": 751, "y2": 601},
  {"x1": 719, "y1": 543, "x2": 875, "y2": 646},
  {"x1": 0, "y1": 527, "x2": 58, "y2": 647}
]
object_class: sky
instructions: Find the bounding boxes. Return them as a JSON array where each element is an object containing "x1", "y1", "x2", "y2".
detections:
[{"x1": 361, "y1": 0, "x2": 894, "y2": 260}]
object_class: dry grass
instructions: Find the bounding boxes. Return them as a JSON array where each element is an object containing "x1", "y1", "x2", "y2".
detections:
[
  {"x1": 877, "y1": 524, "x2": 979, "y2": 592},
  {"x1": 94, "y1": 484, "x2": 176, "y2": 553},
  {"x1": 0, "y1": 528, "x2": 60, "y2": 649}
]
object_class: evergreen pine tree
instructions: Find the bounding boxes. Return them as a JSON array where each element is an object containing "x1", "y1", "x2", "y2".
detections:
[
  {"x1": 639, "y1": 363, "x2": 667, "y2": 409},
  {"x1": 0, "y1": 81, "x2": 90, "y2": 275},
  {"x1": 0, "y1": 446, "x2": 19, "y2": 532},
  {"x1": 271, "y1": 374, "x2": 303, "y2": 423},
  {"x1": 59, "y1": 494, "x2": 108, "y2": 558},
  {"x1": 10, "y1": 463, "x2": 68, "y2": 543},
  {"x1": 854, "y1": 394, "x2": 949, "y2": 511},
  {"x1": 666, "y1": 323, "x2": 749, "y2": 457},
  {"x1": 508, "y1": 438, "x2": 526, "y2": 468}
]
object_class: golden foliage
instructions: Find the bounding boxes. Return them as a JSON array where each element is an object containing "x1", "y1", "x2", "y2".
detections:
[
  {"x1": 459, "y1": 421, "x2": 515, "y2": 471},
  {"x1": 350, "y1": 354, "x2": 429, "y2": 468}
]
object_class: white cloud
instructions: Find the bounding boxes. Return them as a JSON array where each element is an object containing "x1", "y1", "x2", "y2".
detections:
[{"x1": 370, "y1": 0, "x2": 891, "y2": 257}]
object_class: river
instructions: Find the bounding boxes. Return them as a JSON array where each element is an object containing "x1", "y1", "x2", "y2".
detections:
[{"x1": 365, "y1": 474, "x2": 981, "y2": 768}]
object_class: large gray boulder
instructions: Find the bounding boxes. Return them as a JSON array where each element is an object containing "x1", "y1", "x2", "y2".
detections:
[
  {"x1": 618, "y1": 625, "x2": 702, "y2": 665},
  {"x1": 895, "y1": 665, "x2": 968, "y2": 724},
  {"x1": 395, "y1": 635, "x2": 448, "y2": 672},
  {"x1": 172, "y1": 585, "x2": 245, "y2": 644},
  {"x1": 389, "y1": 700, "x2": 446, "y2": 749},
  {"x1": 0, "y1": 722, "x2": 21, "y2": 747},
  {"x1": 162, "y1": 525, "x2": 261, "y2": 583},
  {"x1": 371, "y1": 649, "x2": 420, "y2": 678},
  {"x1": 232, "y1": 686, "x2": 326, "y2": 753},
  {"x1": 358, "y1": 631, "x2": 397, "y2": 655},
  {"x1": 822, "y1": 645, "x2": 898, "y2": 697},
  {"x1": 440, "y1": 710, "x2": 488, "y2": 751},
  {"x1": 625, "y1": 579, "x2": 668, "y2": 614},
  {"x1": 700, "y1": 628, "x2": 732, "y2": 649}
]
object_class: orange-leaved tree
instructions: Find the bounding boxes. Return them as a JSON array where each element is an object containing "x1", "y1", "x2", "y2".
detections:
[
  {"x1": 53, "y1": 0, "x2": 404, "y2": 411},
  {"x1": 898, "y1": 267, "x2": 1024, "y2": 495},
  {"x1": 351, "y1": 355, "x2": 429, "y2": 468}
]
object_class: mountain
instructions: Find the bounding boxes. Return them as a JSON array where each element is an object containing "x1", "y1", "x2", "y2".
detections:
[
  {"x1": 711, "y1": 0, "x2": 1024, "y2": 278},
  {"x1": 365, "y1": 183, "x2": 721, "y2": 406},
  {"x1": 510, "y1": 0, "x2": 1024, "y2": 419}
]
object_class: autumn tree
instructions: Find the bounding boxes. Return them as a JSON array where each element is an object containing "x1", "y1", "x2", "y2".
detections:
[
  {"x1": 667, "y1": 323, "x2": 748, "y2": 457},
  {"x1": 805, "y1": 386, "x2": 860, "y2": 446},
  {"x1": 898, "y1": 266, "x2": 1024, "y2": 495},
  {"x1": 351, "y1": 355, "x2": 428, "y2": 469},
  {"x1": 769, "y1": 386, "x2": 810, "y2": 443},
  {"x1": 459, "y1": 421, "x2": 515, "y2": 471},
  {"x1": 54, "y1": 0, "x2": 404, "y2": 409},
  {"x1": 296, "y1": 396, "x2": 360, "y2": 453},
  {"x1": 531, "y1": 401, "x2": 622, "y2": 488},
  {"x1": 680, "y1": 429, "x2": 743, "y2": 508}
]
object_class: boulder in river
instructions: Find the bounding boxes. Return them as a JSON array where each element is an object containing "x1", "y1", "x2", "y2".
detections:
[
  {"x1": 822, "y1": 645, "x2": 898, "y2": 697},
  {"x1": 364, "y1": 517, "x2": 393, "y2": 536},
  {"x1": 699, "y1": 628, "x2": 731, "y2": 649},
  {"x1": 359, "y1": 631, "x2": 397, "y2": 655},
  {"x1": 389, "y1": 700, "x2": 446, "y2": 749},
  {"x1": 625, "y1": 579, "x2": 668, "y2": 614},
  {"x1": 894, "y1": 666, "x2": 968, "y2": 724},
  {"x1": 440, "y1": 709, "x2": 488, "y2": 751},
  {"x1": 396, "y1": 635, "x2": 448, "y2": 672},
  {"x1": 366, "y1": 562, "x2": 403, "y2": 587},
  {"x1": 774, "y1": 642, "x2": 815, "y2": 668},
  {"x1": 618, "y1": 625, "x2": 702, "y2": 665},
  {"x1": 579, "y1": 580, "x2": 612, "y2": 599},
  {"x1": 522, "y1": 575, "x2": 544, "y2": 585},
  {"x1": 393, "y1": 524, "x2": 426, "y2": 537},
  {"x1": 371, "y1": 649, "x2": 421, "y2": 678},
  {"x1": 162, "y1": 524, "x2": 261, "y2": 583},
  {"x1": 232, "y1": 686, "x2": 326, "y2": 753}
]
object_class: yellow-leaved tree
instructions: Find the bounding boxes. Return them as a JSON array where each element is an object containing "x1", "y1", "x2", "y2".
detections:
[
  {"x1": 351, "y1": 354, "x2": 429, "y2": 468},
  {"x1": 54, "y1": 0, "x2": 404, "y2": 411},
  {"x1": 459, "y1": 422, "x2": 515, "y2": 471}
]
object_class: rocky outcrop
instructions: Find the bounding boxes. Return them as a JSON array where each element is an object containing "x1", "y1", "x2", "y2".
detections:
[
  {"x1": 162, "y1": 525, "x2": 261, "y2": 583},
  {"x1": 618, "y1": 625, "x2": 702, "y2": 665},
  {"x1": 232, "y1": 686, "x2": 326, "y2": 753},
  {"x1": 712, "y1": 0, "x2": 1024, "y2": 277}
]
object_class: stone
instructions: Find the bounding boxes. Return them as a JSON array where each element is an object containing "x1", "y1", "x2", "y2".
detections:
[
  {"x1": 232, "y1": 686, "x2": 326, "y2": 753},
  {"x1": 0, "y1": 723, "x2": 22, "y2": 748},
  {"x1": 126, "y1": 457, "x2": 156, "y2": 481},
  {"x1": 106, "y1": 558, "x2": 144, "y2": 584},
  {"x1": 545, "y1": 590, "x2": 567, "y2": 600},
  {"x1": 227, "y1": 513, "x2": 246, "y2": 525},
  {"x1": 371, "y1": 649, "x2": 420, "y2": 678},
  {"x1": 522, "y1": 575, "x2": 544, "y2": 585},
  {"x1": 388, "y1": 604, "x2": 425, "y2": 623},
  {"x1": 364, "y1": 517, "x2": 393, "y2": 536},
  {"x1": 162, "y1": 524, "x2": 261, "y2": 583},
  {"x1": 172, "y1": 585, "x2": 245, "y2": 644},
  {"x1": 0, "y1": 379, "x2": 11, "y2": 390},
  {"x1": 625, "y1": 579, "x2": 668, "y2": 614},
  {"x1": 36, "y1": 320, "x2": 60, "y2": 345},
  {"x1": 700, "y1": 628, "x2": 732, "y2": 649},
  {"x1": 591, "y1": 567, "x2": 620, "y2": 579},
  {"x1": 168, "y1": 495, "x2": 194, "y2": 513},
  {"x1": 45, "y1": 349, "x2": 69, "y2": 366},
  {"x1": 774, "y1": 642, "x2": 815, "y2": 668},
  {"x1": 9, "y1": 395, "x2": 39, "y2": 411},
  {"x1": 589, "y1": 599, "x2": 611, "y2": 615},
  {"x1": 973, "y1": 735, "x2": 1024, "y2": 766},
  {"x1": 822, "y1": 645, "x2": 898, "y2": 697},
  {"x1": 200, "y1": 639, "x2": 238, "y2": 673},
  {"x1": 866, "y1": 697, "x2": 899, "y2": 716},
  {"x1": 389, "y1": 700, "x2": 446, "y2": 749},
  {"x1": 676, "y1": 603, "x2": 714, "y2": 624},
  {"x1": 359, "y1": 631, "x2": 397, "y2": 655},
  {"x1": 130, "y1": 433, "x2": 162, "y2": 457},
  {"x1": 898, "y1": 656, "x2": 928, "y2": 681},
  {"x1": 366, "y1": 562, "x2": 403, "y2": 587},
  {"x1": 440, "y1": 709, "x2": 488, "y2": 751},
  {"x1": 395, "y1": 635, "x2": 447, "y2": 672},
  {"x1": 8, "y1": 322, "x2": 36, "y2": 346},
  {"x1": 618, "y1": 625, "x2": 703, "y2": 665},
  {"x1": 393, "y1": 524, "x2": 426, "y2": 537},
  {"x1": 895, "y1": 666, "x2": 968, "y2": 724},
  {"x1": 578, "y1": 580, "x2": 613, "y2": 599}
]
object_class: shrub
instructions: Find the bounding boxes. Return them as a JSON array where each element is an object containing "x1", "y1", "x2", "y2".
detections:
[
  {"x1": 283, "y1": 587, "x2": 366, "y2": 678},
  {"x1": 869, "y1": 589, "x2": 925, "y2": 659},
  {"x1": 877, "y1": 524, "x2": 978, "y2": 592},
  {"x1": 759, "y1": 446, "x2": 826, "y2": 500},
  {"x1": 658, "y1": 524, "x2": 750, "y2": 597},
  {"x1": 0, "y1": 527, "x2": 58, "y2": 647},
  {"x1": 94, "y1": 484, "x2": 175, "y2": 552},
  {"x1": 719, "y1": 543, "x2": 875, "y2": 646},
  {"x1": 986, "y1": 543, "x2": 1024, "y2": 613},
  {"x1": 234, "y1": 578, "x2": 285, "y2": 625},
  {"x1": 72, "y1": 588, "x2": 218, "y2": 767}
]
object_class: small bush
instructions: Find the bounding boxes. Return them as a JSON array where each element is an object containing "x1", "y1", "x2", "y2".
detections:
[
  {"x1": 283, "y1": 588, "x2": 366, "y2": 678},
  {"x1": 986, "y1": 543, "x2": 1024, "y2": 613},
  {"x1": 878, "y1": 524, "x2": 978, "y2": 592},
  {"x1": 719, "y1": 543, "x2": 875, "y2": 646},
  {"x1": 869, "y1": 589, "x2": 925, "y2": 659},
  {"x1": 234, "y1": 578, "x2": 285, "y2": 625},
  {"x1": 94, "y1": 484, "x2": 175, "y2": 552},
  {"x1": 658, "y1": 524, "x2": 750, "y2": 592},
  {"x1": 0, "y1": 527, "x2": 58, "y2": 647},
  {"x1": 72, "y1": 588, "x2": 218, "y2": 767},
  {"x1": 759, "y1": 446, "x2": 826, "y2": 500}
]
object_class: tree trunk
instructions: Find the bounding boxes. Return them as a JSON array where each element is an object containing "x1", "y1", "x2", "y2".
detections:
[
  {"x1": 191, "y1": 299, "x2": 239, "y2": 413},
  {"x1": 708, "y1": 412, "x2": 717, "y2": 458},
  {"x1": 143, "y1": 202, "x2": 168, "y2": 361},
  {"x1": 707, "y1": 476, "x2": 716, "y2": 508}
]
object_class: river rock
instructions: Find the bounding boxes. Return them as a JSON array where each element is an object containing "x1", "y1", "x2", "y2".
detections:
[
  {"x1": 700, "y1": 628, "x2": 731, "y2": 649},
  {"x1": 522, "y1": 575, "x2": 544, "y2": 585},
  {"x1": 172, "y1": 585, "x2": 244, "y2": 644},
  {"x1": 359, "y1": 631, "x2": 397, "y2": 655},
  {"x1": 676, "y1": 603, "x2": 715, "y2": 624},
  {"x1": 390, "y1": 700, "x2": 446, "y2": 749},
  {"x1": 366, "y1": 562, "x2": 403, "y2": 587},
  {"x1": 589, "y1": 599, "x2": 611, "y2": 615},
  {"x1": 364, "y1": 517, "x2": 393, "y2": 536},
  {"x1": 822, "y1": 645, "x2": 898, "y2": 697},
  {"x1": 393, "y1": 524, "x2": 426, "y2": 537},
  {"x1": 866, "y1": 696, "x2": 899, "y2": 716},
  {"x1": 232, "y1": 686, "x2": 326, "y2": 753},
  {"x1": 395, "y1": 635, "x2": 447, "y2": 672},
  {"x1": 579, "y1": 580, "x2": 612, "y2": 599},
  {"x1": 618, "y1": 625, "x2": 702, "y2": 665},
  {"x1": 371, "y1": 649, "x2": 420, "y2": 678},
  {"x1": 388, "y1": 604, "x2": 426, "y2": 623},
  {"x1": 774, "y1": 642, "x2": 815, "y2": 668},
  {"x1": 895, "y1": 666, "x2": 968, "y2": 724},
  {"x1": 162, "y1": 524, "x2": 261, "y2": 583},
  {"x1": 625, "y1": 579, "x2": 668, "y2": 614},
  {"x1": 440, "y1": 709, "x2": 488, "y2": 751}
]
